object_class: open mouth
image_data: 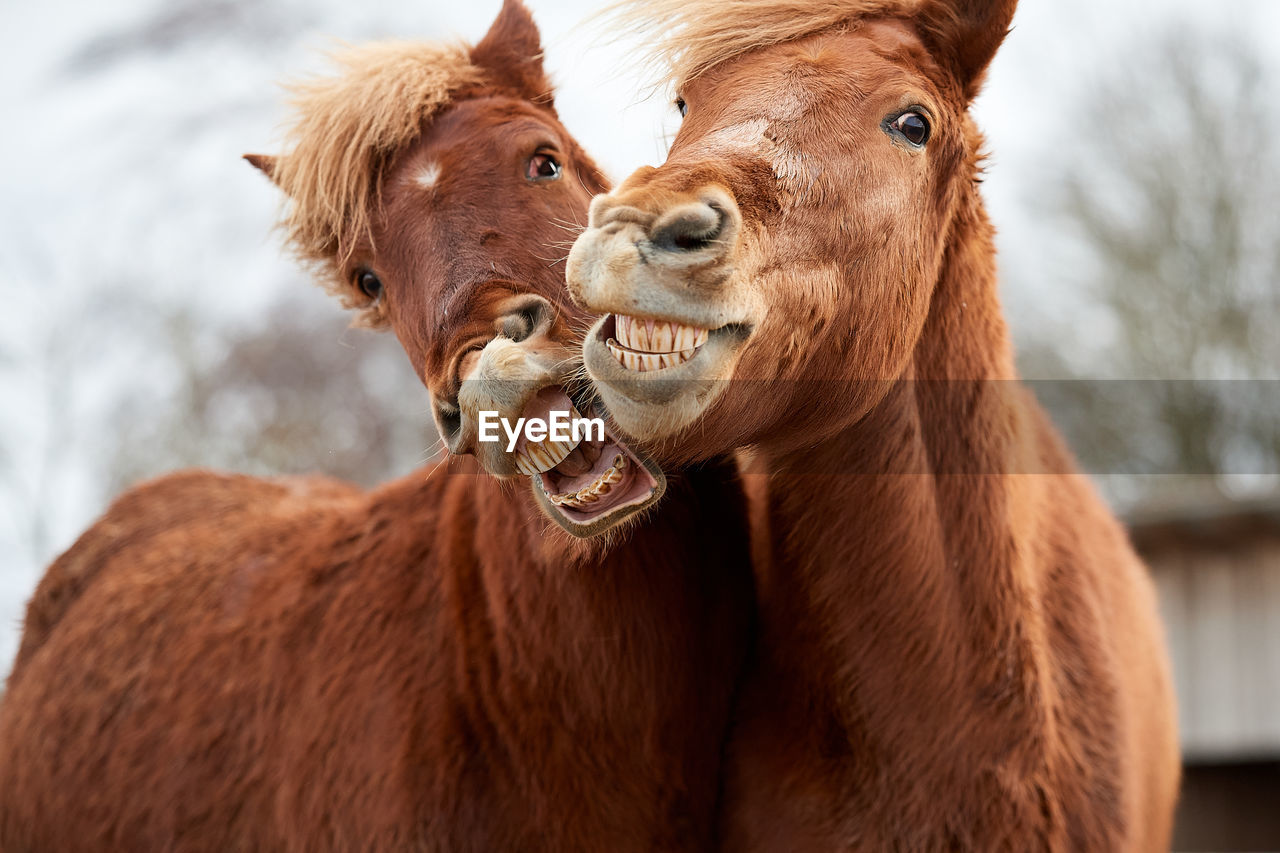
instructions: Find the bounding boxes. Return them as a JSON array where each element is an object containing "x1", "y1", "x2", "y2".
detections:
[
  {"x1": 579, "y1": 313, "x2": 753, "y2": 439},
  {"x1": 515, "y1": 388, "x2": 666, "y2": 536},
  {"x1": 605, "y1": 315, "x2": 709, "y2": 372}
]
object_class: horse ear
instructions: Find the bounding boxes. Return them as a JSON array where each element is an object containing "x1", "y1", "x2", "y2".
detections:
[
  {"x1": 917, "y1": 0, "x2": 1018, "y2": 101},
  {"x1": 470, "y1": 0, "x2": 555, "y2": 108},
  {"x1": 244, "y1": 153, "x2": 283, "y2": 188}
]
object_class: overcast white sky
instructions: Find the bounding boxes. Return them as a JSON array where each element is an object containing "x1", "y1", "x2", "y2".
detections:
[{"x1": 1, "y1": 0, "x2": 1278, "y2": 674}]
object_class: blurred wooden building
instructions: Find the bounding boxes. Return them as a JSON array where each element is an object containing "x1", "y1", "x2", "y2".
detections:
[{"x1": 1130, "y1": 496, "x2": 1280, "y2": 852}]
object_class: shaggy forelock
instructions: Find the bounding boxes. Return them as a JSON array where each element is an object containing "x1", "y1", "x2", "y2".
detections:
[
  {"x1": 601, "y1": 0, "x2": 920, "y2": 91},
  {"x1": 271, "y1": 41, "x2": 483, "y2": 313}
]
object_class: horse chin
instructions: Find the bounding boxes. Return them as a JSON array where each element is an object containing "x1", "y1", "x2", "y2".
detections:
[
  {"x1": 530, "y1": 421, "x2": 667, "y2": 538},
  {"x1": 580, "y1": 313, "x2": 749, "y2": 440}
]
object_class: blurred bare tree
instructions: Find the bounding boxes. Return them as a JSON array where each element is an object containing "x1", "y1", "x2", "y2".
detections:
[
  {"x1": 1017, "y1": 28, "x2": 1280, "y2": 503},
  {"x1": 101, "y1": 293, "x2": 437, "y2": 496}
]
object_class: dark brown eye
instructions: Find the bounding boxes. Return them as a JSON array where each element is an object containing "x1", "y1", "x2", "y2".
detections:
[
  {"x1": 357, "y1": 270, "x2": 382, "y2": 301},
  {"x1": 675, "y1": 97, "x2": 687, "y2": 117},
  {"x1": 888, "y1": 111, "x2": 930, "y2": 147},
  {"x1": 526, "y1": 152, "x2": 561, "y2": 181}
]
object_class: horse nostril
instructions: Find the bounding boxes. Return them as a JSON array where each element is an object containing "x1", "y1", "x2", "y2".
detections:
[
  {"x1": 502, "y1": 298, "x2": 550, "y2": 344},
  {"x1": 650, "y1": 203, "x2": 726, "y2": 253},
  {"x1": 436, "y1": 401, "x2": 465, "y2": 453}
]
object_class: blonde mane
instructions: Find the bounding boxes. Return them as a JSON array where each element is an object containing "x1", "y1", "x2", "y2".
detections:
[
  {"x1": 271, "y1": 40, "x2": 484, "y2": 309},
  {"x1": 602, "y1": 0, "x2": 918, "y2": 91}
]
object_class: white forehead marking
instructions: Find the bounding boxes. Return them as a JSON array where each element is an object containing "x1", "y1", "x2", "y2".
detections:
[
  {"x1": 694, "y1": 118, "x2": 817, "y2": 207},
  {"x1": 415, "y1": 161, "x2": 441, "y2": 191},
  {"x1": 700, "y1": 118, "x2": 769, "y2": 156}
]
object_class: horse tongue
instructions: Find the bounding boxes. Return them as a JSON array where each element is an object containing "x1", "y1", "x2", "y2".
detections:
[{"x1": 553, "y1": 443, "x2": 592, "y2": 477}]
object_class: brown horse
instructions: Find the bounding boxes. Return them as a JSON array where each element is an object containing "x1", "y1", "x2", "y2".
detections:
[
  {"x1": 567, "y1": 0, "x2": 1180, "y2": 849},
  {"x1": 0, "y1": 3, "x2": 754, "y2": 850}
]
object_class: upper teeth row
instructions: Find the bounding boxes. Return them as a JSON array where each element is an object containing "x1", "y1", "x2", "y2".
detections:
[
  {"x1": 514, "y1": 405, "x2": 583, "y2": 474},
  {"x1": 550, "y1": 454, "x2": 627, "y2": 509},
  {"x1": 615, "y1": 315, "x2": 708, "y2": 354}
]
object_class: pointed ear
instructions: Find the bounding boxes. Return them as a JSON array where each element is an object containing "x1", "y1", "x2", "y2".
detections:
[
  {"x1": 469, "y1": 0, "x2": 555, "y2": 108},
  {"x1": 243, "y1": 153, "x2": 283, "y2": 188},
  {"x1": 917, "y1": 0, "x2": 1018, "y2": 101}
]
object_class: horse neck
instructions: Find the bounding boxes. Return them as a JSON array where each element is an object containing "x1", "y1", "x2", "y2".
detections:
[
  {"x1": 361, "y1": 456, "x2": 750, "y2": 843},
  {"x1": 383, "y1": 454, "x2": 752, "y2": 680},
  {"x1": 760, "y1": 182, "x2": 1053, "y2": 750}
]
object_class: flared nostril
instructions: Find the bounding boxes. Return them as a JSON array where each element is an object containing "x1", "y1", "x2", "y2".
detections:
[
  {"x1": 435, "y1": 401, "x2": 469, "y2": 455},
  {"x1": 650, "y1": 203, "x2": 727, "y2": 253}
]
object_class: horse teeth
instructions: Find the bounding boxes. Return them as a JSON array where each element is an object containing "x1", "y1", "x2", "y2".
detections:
[
  {"x1": 605, "y1": 339, "x2": 662, "y2": 372},
  {"x1": 529, "y1": 445, "x2": 550, "y2": 470},
  {"x1": 607, "y1": 338, "x2": 636, "y2": 371},
  {"x1": 545, "y1": 443, "x2": 562, "y2": 463},
  {"x1": 519, "y1": 436, "x2": 578, "y2": 474},
  {"x1": 616, "y1": 315, "x2": 634, "y2": 350},
  {"x1": 608, "y1": 332, "x2": 702, "y2": 373},
  {"x1": 546, "y1": 448, "x2": 633, "y2": 510},
  {"x1": 674, "y1": 324, "x2": 707, "y2": 350},
  {"x1": 614, "y1": 315, "x2": 710, "y2": 355}
]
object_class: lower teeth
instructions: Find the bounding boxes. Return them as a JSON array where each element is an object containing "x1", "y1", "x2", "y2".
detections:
[{"x1": 549, "y1": 453, "x2": 630, "y2": 507}]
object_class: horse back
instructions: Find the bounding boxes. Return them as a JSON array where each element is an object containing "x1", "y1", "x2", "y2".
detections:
[{"x1": 9, "y1": 469, "x2": 360, "y2": 687}]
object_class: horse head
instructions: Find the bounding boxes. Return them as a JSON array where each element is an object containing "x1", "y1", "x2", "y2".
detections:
[
  {"x1": 248, "y1": 0, "x2": 665, "y2": 536},
  {"x1": 567, "y1": 0, "x2": 1017, "y2": 460}
]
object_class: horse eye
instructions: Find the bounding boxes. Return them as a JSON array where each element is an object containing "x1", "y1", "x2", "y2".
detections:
[
  {"x1": 357, "y1": 270, "x2": 382, "y2": 301},
  {"x1": 889, "y1": 111, "x2": 931, "y2": 147},
  {"x1": 526, "y1": 152, "x2": 561, "y2": 181},
  {"x1": 675, "y1": 97, "x2": 688, "y2": 118}
]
